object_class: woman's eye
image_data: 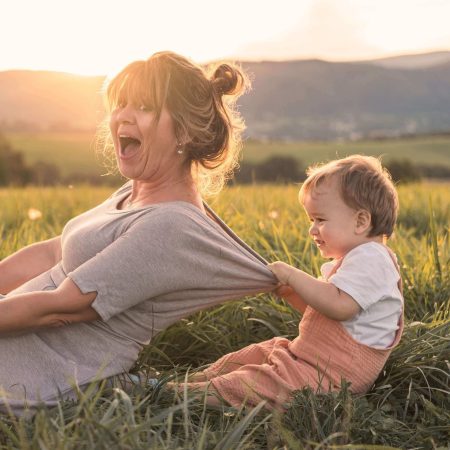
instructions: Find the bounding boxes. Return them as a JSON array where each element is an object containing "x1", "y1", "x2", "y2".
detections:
[{"x1": 139, "y1": 105, "x2": 149, "y2": 112}]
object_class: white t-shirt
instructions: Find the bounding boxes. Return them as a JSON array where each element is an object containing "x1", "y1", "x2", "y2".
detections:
[{"x1": 321, "y1": 242, "x2": 403, "y2": 349}]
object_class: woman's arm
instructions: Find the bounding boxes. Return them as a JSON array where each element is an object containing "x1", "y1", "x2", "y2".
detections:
[
  {"x1": 269, "y1": 262, "x2": 360, "y2": 321},
  {"x1": 0, "y1": 278, "x2": 100, "y2": 335},
  {"x1": 0, "y1": 236, "x2": 62, "y2": 295}
]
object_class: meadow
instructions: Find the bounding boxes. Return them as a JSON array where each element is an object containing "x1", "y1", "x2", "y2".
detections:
[
  {"x1": 0, "y1": 182, "x2": 448, "y2": 449},
  {"x1": 5, "y1": 132, "x2": 450, "y2": 179}
]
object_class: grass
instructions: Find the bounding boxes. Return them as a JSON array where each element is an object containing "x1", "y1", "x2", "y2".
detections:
[
  {"x1": 5, "y1": 131, "x2": 450, "y2": 179},
  {"x1": 0, "y1": 182, "x2": 448, "y2": 449}
]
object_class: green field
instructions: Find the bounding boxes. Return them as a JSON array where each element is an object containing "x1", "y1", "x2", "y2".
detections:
[
  {"x1": 5, "y1": 132, "x2": 450, "y2": 179},
  {"x1": 243, "y1": 136, "x2": 450, "y2": 166},
  {"x1": 6, "y1": 131, "x2": 102, "y2": 177},
  {"x1": 0, "y1": 183, "x2": 448, "y2": 449}
]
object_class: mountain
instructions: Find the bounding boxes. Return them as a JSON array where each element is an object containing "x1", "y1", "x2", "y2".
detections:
[
  {"x1": 240, "y1": 58, "x2": 450, "y2": 139},
  {"x1": 0, "y1": 71, "x2": 104, "y2": 131},
  {"x1": 1, "y1": 52, "x2": 450, "y2": 140},
  {"x1": 363, "y1": 51, "x2": 450, "y2": 69}
]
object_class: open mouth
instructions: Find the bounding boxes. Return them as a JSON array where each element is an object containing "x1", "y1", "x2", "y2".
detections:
[{"x1": 119, "y1": 135, "x2": 142, "y2": 158}]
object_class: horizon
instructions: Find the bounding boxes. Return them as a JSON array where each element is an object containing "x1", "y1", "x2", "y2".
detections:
[
  {"x1": 3, "y1": 0, "x2": 450, "y2": 76},
  {"x1": 1, "y1": 49, "x2": 449, "y2": 77}
]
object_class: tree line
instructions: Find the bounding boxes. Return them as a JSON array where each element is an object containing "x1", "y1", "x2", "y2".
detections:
[{"x1": 233, "y1": 155, "x2": 450, "y2": 184}]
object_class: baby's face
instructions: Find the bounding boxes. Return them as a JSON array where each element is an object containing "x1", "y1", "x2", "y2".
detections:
[{"x1": 303, "y1": 178, "x2": 366, "y2": 259}]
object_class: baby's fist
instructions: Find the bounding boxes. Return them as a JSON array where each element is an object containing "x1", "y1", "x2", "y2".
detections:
[{"x1": 268, "y1": 261, "x2": 293, "y2": 284}]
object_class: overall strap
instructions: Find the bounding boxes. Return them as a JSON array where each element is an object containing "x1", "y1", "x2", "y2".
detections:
[
  {"x1": 325, "y1": 257, "x2": 343, "y2": 280},
  {"x1": 384, "y1": 246, "x2": 403, "y2": 294}
]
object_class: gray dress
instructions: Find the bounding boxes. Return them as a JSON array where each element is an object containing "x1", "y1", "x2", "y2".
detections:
[{"x1": 0, "y1": 182, "x2": 276, "y2": 414}]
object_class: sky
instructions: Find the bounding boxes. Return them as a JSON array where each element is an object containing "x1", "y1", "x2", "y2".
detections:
[{"x1": 2, "y1": 0, "x2": 450, "y2": 76}]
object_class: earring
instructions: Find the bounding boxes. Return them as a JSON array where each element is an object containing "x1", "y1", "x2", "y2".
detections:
[{"x1": 176, "y1": 142, "x2": 184, "y2": 154}]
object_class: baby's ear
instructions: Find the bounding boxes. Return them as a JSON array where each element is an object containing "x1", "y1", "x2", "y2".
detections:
[{"x1": 355, "y1": 210, "x2": 371, "y2": 235}]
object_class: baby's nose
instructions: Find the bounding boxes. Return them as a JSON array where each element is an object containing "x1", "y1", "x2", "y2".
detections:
[{"x1": 309, "y1": 223, "x2": 317, "y2": 235}]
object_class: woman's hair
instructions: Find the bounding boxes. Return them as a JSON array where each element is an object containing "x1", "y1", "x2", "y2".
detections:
[
  {"x1": 97, "y1": 51, "x2": 249, "y2": 196},
  {"x1": 299, "y1": 155, "x2": 399, "y2": 238}
]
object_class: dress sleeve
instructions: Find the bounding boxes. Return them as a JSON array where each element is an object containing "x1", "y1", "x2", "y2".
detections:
[
  {"x1": 67, "y1": 208, "x2": 276, "y2": 321},
  {"x1": 328, "y1": 245, "x2": 400, "y2": 310}
]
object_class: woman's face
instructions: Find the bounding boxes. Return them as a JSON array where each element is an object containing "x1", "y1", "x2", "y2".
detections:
[{"x1": 109, "y1": 102, "x2": 184, "y2": 181}]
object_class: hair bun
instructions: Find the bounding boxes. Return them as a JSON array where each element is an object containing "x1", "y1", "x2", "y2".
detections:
[{"x1": 210, "y1": 63, "x2": 247, "y2": 97}]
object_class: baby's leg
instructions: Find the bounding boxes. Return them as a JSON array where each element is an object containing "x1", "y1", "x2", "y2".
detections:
[
  {"x1": 187, "y1": 371, "x2": 209, "y2": 382},
  {"x1": 203, "y1": 337, "x2": 287, "y2": 380},
  {"x1": 168, "y1": 380, "x2": 223, "y2": 406},
  {"x1": 175, "y1": 363, "x2": 293, "y2": 410},
  {"x1": 183, "y1": 339, "x2": 321, "y2": 410}
]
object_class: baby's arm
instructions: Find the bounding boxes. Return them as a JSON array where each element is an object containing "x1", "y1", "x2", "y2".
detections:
[
  {"x1": 274, "y1": 284, "x2": 308, "y2": 314},
  {"x1": 269, "y1": 262, "x2": 360, "y2": 321}
]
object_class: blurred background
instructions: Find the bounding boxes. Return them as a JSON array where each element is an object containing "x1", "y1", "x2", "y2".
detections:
[{"x1": 1, "y1": 0, "x2": 450, "y2": 186}]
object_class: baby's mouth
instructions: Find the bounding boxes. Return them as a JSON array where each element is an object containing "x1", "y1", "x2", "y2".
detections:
[{"x1": 119, "y1": 136, "x2": 142, "y2": 157}]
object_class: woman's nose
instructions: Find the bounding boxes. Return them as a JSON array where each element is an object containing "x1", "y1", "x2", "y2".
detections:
[{"x1": 115, "y1": 104, "x2": 135, "y2": 124}]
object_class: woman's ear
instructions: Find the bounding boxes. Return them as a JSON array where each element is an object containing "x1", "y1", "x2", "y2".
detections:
[{"x1": 355, "y1": 210, "x2": 371, "y2": 235}]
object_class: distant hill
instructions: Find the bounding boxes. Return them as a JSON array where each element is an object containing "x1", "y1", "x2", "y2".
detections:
[
  {"x1": 1, "y1": 51, "x2": 450, "y2": 140},
  {"x1": 240, "y1": 58, "x2": 450, "y2": 139},
  {"x1": 363, "y1": 51, "x2": 450, "y2": 69},
  {"x1": 0, "y1": 71, "x2": 104, "y2": 131}
]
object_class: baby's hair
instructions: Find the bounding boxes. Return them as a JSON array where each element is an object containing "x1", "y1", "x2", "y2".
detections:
[{"x1": 299, "y1": 155, "x2": 399, "y2": 238}]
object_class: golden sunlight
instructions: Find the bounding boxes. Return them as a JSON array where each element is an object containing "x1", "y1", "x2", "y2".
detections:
[{"x1": 2, "y1": 0, "x2": 450, "y2": 75}]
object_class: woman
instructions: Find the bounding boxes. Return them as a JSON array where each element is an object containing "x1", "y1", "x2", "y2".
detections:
[{"x1": 0, "y1": 51, "x2": 276, "y2": 415}]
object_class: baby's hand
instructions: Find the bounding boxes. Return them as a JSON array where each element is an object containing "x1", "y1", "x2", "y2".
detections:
[{"x1": 268, "y1": 261, "x2": 293, "y2": 285}]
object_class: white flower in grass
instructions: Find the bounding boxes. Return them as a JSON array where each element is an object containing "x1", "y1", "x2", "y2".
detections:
[
  {"x1": 27, "y1": 208, "x2": 42, "y2": 220},
  {"x1": 268, "y1": 210, "x2": 279, "y2": 219}
]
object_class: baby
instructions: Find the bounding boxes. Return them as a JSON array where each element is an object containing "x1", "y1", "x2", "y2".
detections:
[{"x1": 179, "y1": 155, "x2": 404, "y2": 409}]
